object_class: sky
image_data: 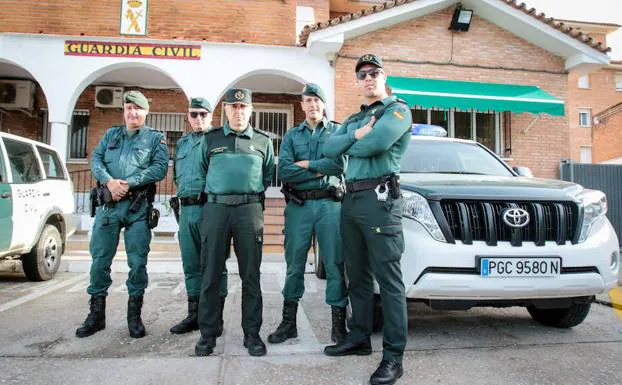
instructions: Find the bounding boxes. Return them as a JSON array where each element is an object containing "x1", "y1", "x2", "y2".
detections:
[{"x1": 524, "y1": 0, "x2": 622, "y2": 60}]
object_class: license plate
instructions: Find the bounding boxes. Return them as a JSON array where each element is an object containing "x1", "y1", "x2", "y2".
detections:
[{"x1": 480, "y1": 257, "x2": 561, "y2": 278}]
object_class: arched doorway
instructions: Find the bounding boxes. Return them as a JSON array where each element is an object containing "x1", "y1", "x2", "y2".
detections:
[{"x1": 0, "y1": 60, "x2": 49, "y2": 143}]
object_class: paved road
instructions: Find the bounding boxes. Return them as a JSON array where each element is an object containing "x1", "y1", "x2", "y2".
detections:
[{"x1": 0, "y1": 263, "x2": 621, "y2": 385}]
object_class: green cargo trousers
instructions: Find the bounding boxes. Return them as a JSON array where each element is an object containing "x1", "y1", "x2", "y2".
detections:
[
  {"x1": 198, "y1": 201, "x2": 264, "y2": 337},
  {"x1": 179, "y1": 204, "x2": 228, "y2": 298},
  {"x1": 87, "y1": 199, "x2": 151, "y2": 297},
  {"x1": 282, "y1": 198, "x2": 347, "y2": 307},
  {"x1": 341, "y1": 189, "x2": 408, "y2": 364}
]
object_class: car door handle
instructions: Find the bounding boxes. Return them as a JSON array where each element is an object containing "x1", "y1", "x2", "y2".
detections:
[
  {"x1": 1, "y1": 192, "x2": 10, "y2": 199},
  {"x1": 42, "y1": 192, "x2": 50, "y2": 197}
]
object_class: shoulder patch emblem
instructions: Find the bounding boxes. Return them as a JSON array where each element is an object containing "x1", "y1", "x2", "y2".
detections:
[{"x1": 393, "y1": 111, "x2": 404, "y2": 120}]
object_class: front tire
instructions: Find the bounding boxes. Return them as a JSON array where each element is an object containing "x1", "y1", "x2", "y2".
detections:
[
  {"x1": 527, "y1": 302, "x2": 592, "y2": 328},
  {"x1": 22, "y1": 225, "x2": 62, "y2": 281}
]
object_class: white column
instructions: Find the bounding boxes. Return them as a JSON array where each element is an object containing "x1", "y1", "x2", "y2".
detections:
[{"x1": 49, "y1": 122, "x2": 69, "y2": 161}]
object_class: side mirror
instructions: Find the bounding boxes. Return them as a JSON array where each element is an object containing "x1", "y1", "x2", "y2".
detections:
[{"x1": 512, "y1": 166, "x2": 533, "y2": 177}]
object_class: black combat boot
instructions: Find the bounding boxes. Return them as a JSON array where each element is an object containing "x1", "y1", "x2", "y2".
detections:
[
  {"x1": 243, "y1": 333, "x2": 267, "y2": 356},
  {"x1": 75, "y1": 296, "x2": 106, "y2": 338},
  {"x1": 195, "y1": 334, "x2": 217, "y2": 356},
  {"x1": 127, "y1": 296, "x2": 146, "y2": 338},
  {"x1": 217, "y1": 296, "x2": 226, "y2": 337},
  {"x1": 330, "y1": 306, "x2": 347, "y2": 344},
  {"x1": 370, "y1": 360, "x2": 404, "y2": 385},
  {"x1": 170, "y1": 296, "x2": 199, "y2": 334},
  {"x1": 267, "y1": 300, "x2": 298, "y2": 344}
]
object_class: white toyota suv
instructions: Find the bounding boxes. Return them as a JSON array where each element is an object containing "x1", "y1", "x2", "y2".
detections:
[
  {"x1": 386, "y1": 132, "x2": 619, "y2": 328},
  {"x1": 0, "y1": 132, "x2": 76, "y2": 280}
]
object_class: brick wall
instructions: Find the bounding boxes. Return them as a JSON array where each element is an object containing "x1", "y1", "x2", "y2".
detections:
[
  {"x1": 0, "y1": 0, "x2": 297, "y2": 46},
  {"x1": 297, "y1": 0, "x2": 331, "y2": 24},
  {"x1": 334, "y1": 7, "x2": 569, "y2": 178},
  {"x1": 567, "y1": 68, "x2": 622, "y2": 161},
  {"x1": 592, "y1": 110, "x2": 622, "y2": 163}
]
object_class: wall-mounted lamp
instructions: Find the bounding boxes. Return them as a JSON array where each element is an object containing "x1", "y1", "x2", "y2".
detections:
[{"x1": 449, "y1": 4, "x2": 473, "y2": 32}]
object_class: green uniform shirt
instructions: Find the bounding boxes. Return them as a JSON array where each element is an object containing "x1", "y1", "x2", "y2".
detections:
[
  {"x1": 173, "y1": 131, "x2": 206, "y2": 198},
  {"x1": 91, "y1": 125, "x2": 169, "y2": 188},
  {"x1": 323, "y1": 95, "x2": 412, "y2": 181},
  {"x1": 198, "y1": 123, "x2": 275, "y2": 194},
  {"x1": 278, "y1": 118, "x2": 345, "y2": 191}
]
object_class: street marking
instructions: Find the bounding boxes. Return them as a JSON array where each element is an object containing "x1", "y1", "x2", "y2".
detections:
[
  {"x1": 608, "y1": 288, "x2": 622, "y2": 320},
  {"x1": 0, "y1": 274, "x2": 88, "y2": 313}
]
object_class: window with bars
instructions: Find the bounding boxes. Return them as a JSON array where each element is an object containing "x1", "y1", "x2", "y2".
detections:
[
  {"x1": 145, "y1": 112, "x2": 186, "y2": 159},
  {"x1": 41, "y1": 110, "x2": 89, "y2": 160},
  {"x1": 222, "y1": 104, "x2": 292, "y2": 188}
]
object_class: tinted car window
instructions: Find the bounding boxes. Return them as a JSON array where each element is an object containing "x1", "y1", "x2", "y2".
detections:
[
  {"x1": 3, "y1": 138, "x2": 43, "y2": 183},
  {"x1": 37, "y1": 146, "x2": 66, "y2": 179},
  {"x1": 400, "y1": 139, "x2": 513, "y2": 176}
]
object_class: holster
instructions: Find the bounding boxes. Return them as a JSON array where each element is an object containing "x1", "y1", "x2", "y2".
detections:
[
  {"x1": 329, "y1": 183, "x2": 345, "y2": 202},
  {"x1": 169, "y1": 196, "x2": 180, "y2": 223},
  {"x1": 389, "y1": 174, "x2": 401, "y2": 199},
  {"x1": 260, "y1": 192, "x2": 266, "y2": 211},
  {"x1": 280, "y1": 184, "x2": 304, "y2": 206},
  {"x1": 89, "y1": 187, "x2": 99, "y2": 218},
  {"x1": 148, "y1": 208, "x2": 160, "y2": 229}
]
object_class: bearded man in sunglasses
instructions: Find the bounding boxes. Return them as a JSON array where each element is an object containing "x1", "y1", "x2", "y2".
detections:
[
  {"x1": 323, "y1": 54, "x2": 412, "y2": 385},
  {"x1": 170, "y1": 97, "x2": 229, "y2": 335}
]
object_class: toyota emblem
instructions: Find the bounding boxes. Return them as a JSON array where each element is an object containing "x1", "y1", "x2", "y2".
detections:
[{"x1": 502, "y1": 208, "x2": 530, "y2": 228}]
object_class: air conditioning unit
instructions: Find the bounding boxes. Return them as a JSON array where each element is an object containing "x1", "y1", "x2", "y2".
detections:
[
  {"x1": 95, "y1": 86, "x2": 124, "y2": 108},
  {"x1": 0, "y1": 80, "x2": 35, "y2": 110}
]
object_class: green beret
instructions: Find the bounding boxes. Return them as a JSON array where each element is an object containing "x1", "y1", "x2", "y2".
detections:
[
  {"x1": 123, "y1": 90, "x2": 149, "y2": 110},
  {"x1": 355, "y1": 53, "x2": 383, "y2": 72},
  {"x1": 224, "y1": 88, "x2": 252, "y2": 105},
  {"x1": 189, "y1": 97, "x2": 212, "y2": 112},
  {"x1": 302, "y1": 83, "x2": 326, "y2": 103}
]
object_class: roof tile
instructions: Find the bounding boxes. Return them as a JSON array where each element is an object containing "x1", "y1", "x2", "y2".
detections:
[{"x1": 299, "y1": 0, "x2": 611, "y2": 54}]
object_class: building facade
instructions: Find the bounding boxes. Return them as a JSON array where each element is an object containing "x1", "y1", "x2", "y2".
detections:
[{"x1": 0, "y1": 0, "x2": 614, "y2": 185}]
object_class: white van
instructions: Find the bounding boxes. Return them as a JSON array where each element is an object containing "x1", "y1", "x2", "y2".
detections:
[{"x1": 0, "y1": 132, "x2": 76, "y2": 280}]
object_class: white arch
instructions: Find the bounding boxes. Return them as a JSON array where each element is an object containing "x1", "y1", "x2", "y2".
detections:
[
  {"x1": 217, "y1": 68, "x2": 308, "y2": 101},
  {"x1": 0, "y1": 58, "x2": 49, "y2": 111},
  {"x1": 68, "y1": 62, "x2": 188, "y2": 124}
]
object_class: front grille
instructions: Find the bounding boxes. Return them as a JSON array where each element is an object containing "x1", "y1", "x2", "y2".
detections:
[{"x1": 438, "y1": 200, "x2": 579, "y2": 246}]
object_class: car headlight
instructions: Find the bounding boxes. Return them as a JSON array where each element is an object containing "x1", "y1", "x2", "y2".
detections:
[
  {"x1": 402, "y1": 191, "x2": 447, "y2": 242},
  {"x1": 577, "y1": 189, "x2": 608, "y2": 243}
]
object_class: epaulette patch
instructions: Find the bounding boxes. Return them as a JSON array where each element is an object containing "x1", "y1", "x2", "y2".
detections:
[{"x1": 253, "y1": 127, "x2": 270, "y2": 138}]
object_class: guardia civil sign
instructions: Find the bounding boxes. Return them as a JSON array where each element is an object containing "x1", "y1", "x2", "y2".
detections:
[{"x1": 120, "y1": 0, "x2": 148, "y2": 36}]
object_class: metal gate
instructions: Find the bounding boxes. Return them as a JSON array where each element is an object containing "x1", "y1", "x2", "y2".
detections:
[
  {"x1": 250, "y1": 106, "x2": 293, "y2": 189},
  {"x1": 559, "y1": 160, "x2": 622, "y2": 245}
]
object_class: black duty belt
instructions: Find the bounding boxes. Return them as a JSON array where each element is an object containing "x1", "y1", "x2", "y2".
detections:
[
  {"x1": 119, "y1": 187, "x2": 148, "y2": 201},
  {"x1": 179, "y1": 196, "x2": 203, "y2": 206},
  {"x1": 207, "y1": 193, "x2": 262, "y2": 206},
  {"x1": 345, "y1": 176, "x2": 391, "y2": 193},
  {"x1": 294, "y1": 189, "x2": 332, "y2": 200}
]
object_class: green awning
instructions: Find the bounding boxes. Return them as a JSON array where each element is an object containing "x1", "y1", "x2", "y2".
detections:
[{"x1": 387, "y1": 76, "x2": 565, "y2": 116}]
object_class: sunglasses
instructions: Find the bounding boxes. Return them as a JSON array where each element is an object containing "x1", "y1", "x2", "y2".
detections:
[
  {"x1": 356, "y1": 68, "x2": 383, "y2": 81},
  {"x1": 189, "y1": 111, "x2": 209, "y2": 118}
]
